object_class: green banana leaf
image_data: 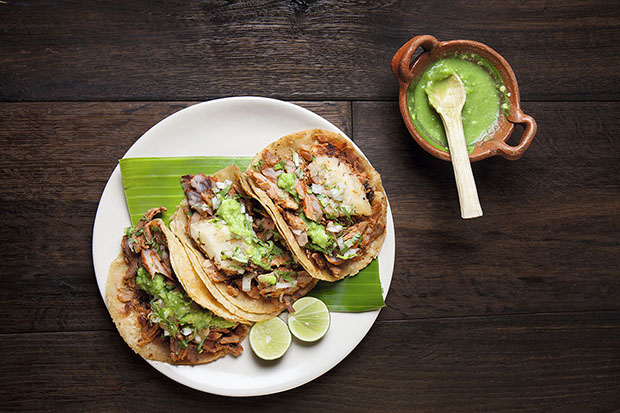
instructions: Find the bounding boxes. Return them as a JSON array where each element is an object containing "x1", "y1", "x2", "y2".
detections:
[{"x1": 119, "y1": 156, "x2": 384, "y2": 312}]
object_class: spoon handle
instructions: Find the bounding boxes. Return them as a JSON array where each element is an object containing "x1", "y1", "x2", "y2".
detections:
[{"x1": 441, "y1": 109, "x2": 483, "y2": 219}]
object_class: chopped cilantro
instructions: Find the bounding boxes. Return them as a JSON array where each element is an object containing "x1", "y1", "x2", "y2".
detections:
[
  {"x1": 266, "y1": 240, "x2": 284, "y2": 258},
  {"x1": 339, "y1": 205, "x2": 354, "y2": 225},
  {"x1": 275, "y1": 269, "x2": 295, "y2": 282},
  {"x1": 197, "y1": 335, "x2": 207, "y2": 353},
  {"x1": 273, "y1": 160, "x2": 286, "y2": 171},
  {"x1": 306, "y1": 241, "x2": 330, "y2": 254}
]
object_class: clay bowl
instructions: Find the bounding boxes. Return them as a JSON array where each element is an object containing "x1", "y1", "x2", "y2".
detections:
[{"x1": 392, "y1": 35, "x2": 536, "y2": 161}]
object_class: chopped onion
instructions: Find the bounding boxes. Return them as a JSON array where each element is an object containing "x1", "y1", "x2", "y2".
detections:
[
  {"x1": 240, "y1": 203, "x2": 246, "y2": 213},
  {"x1": 211, "y1": 196, "x2": 221, "y2": 210},
  {"x1": 331, "y1": 186, "x2": 344, "y2": 201},
  {"x1": 163, "y1": 329, "x2": 170, "y2": 337},
  {"x1": 347, "y1": 248, "x2": 359, "y2": 256},
  {"x1": 293, "y1": 151, "x2": 300, "y2": 166},
  {"x1": 337, "y1": 237, "x2": 345, "y2": 251},
  {"x1": 311, "y1": 183, "x2": 324, "y2": 194},
  {"x1": 215, "y1": 181, "x2": 227, "y2": 189},
  {"x1": 181, "y1": 327, "x2": 192, "y2": 336},
  {"x1": 194, "y1": 335, "x2": 202, "y2": 344},
  {"x1": 242, "y1": 273, "x2": 253, "y2": 292},
  {"x1": 276, "y1": 281, "x2": 296, "y2": 289},
  {"x1": 291, "y1": 228, "x2": 302, "y2": 236},
  {"x1": 326, "y1": 221, "x2": 343, "y2": 233}
]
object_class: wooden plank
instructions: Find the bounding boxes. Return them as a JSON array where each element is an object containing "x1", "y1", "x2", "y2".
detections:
[
  {"x1": 0, "y1": 101, "x2": 351, "y2": 334},
  {"x1": 1, "y1": 100, "x2": 618, "y2": 333},
  {"x1": 1, "y1": 1, "x2": 619, "y2": 101},
  {"x1": 1, "y1": 311, "x2": 619, "y2": 410},
  {"x1": 352, "y1": 101, "x2": 620, "y2": 320},
  {"x1": 0, "y1": 100, "x2": 351, "y2": 200}
]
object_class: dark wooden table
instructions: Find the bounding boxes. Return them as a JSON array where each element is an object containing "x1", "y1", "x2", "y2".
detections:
[{"x1": 2, "y1": 1, "x2": 619, "y2": 411}]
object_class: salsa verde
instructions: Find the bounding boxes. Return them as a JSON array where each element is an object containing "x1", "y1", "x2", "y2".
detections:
[
  {"x1": 215, "y1": 196, "x2": 273, "y2": 270},
  {"x1": 136, "y1": 267, "x2": 236, "y2": 331},
  {"x1": 407, "y1": 54, "x2": 509, "y2": 153}
]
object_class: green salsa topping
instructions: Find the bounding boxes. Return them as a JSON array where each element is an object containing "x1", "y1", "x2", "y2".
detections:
[
  {"x1": 246, "y1": 244, "x2": 271, "y2": 270},
  {"x1": 301, "y1": 212, "x2": 333, "y2": 252},
  {"x1": 273, "y1": 160, "x2": 286, "y2": 171},
  {"x1": 136, "y1": 267, "x2": 235, "y2": 332},
  {"x1": 215, "y1": 196, "x2": 281, "y2": 270},
  {"x1": 407, "y1": 53, "x2": 508, "y2": 153},
  {"x1": 258, "y1": 273, "x2": 277, "y2": 285},
  {"x1": 217, "y1": 198, "x2": 255, "y2": 243},
  {"x1": 277, "y1": 172, "x2": 297, "y2": 196}
]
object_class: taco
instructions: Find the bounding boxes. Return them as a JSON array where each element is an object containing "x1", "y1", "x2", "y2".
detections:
[
  {"x1": 106, "y1": 207, "x2": 250, "y2": 365},
  {"x1": 169, "y1": 165, "x2": 317, "y2": 321},
  {"x1": 241, "y1": 129, "x2": 387, "y2": 282}
]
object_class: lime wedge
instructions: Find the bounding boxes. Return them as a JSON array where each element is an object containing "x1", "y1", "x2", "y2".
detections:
[
  {"x1": 288, "y1": 297, "x2": 330, "y2": 342},
  {"x1": 249, "y1": 317, "x2": 291, "y2": 360}
]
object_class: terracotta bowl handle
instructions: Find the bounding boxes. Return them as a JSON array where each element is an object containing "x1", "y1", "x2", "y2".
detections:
[
  {"x1": 391, "y1": 35, "x2": 439, "y2": 84},
  {"x1": 491, "y1": 109, "x2": 537, "y2": 160}
]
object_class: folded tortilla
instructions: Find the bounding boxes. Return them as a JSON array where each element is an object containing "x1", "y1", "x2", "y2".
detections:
[
  {"x1": 241, "y1": 129, "x2": 387, "y2": 282},
  {"x1": 106, "y1": 213, "x2": 249, "y2": 365},
  {"x1": 170, "y1": 165, "x2": 317, "y2": 322}
]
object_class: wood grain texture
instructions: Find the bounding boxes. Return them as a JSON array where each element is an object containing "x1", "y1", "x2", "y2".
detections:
[
  {"x1": 0, "y1": 101, "x2": 350, "y2": 334},
  {"x1": 1, "y1": 2, "x2": 620, "y2": 406},
  {"x1": 1, "y1": 311, "x2": 619, "y2": 411},
  {"x1": 1, "y1": 100, "x2": 618, "y2": 334},
  {"x1": 1, "y1": 0, "x2": 619, "y2": 101},
  {"x1": 353, "y1": 101, "x2": 620, "y2": 320}
]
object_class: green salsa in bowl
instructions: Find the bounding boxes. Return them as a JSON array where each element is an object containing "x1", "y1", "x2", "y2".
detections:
[{"x1": 392, "y1": 35, "x2": 536, "y2": 161}]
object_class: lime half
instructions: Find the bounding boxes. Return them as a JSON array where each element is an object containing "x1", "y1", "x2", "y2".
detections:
[
  {"x1": 249, "y1": 317, "x2": 291, "y2": 360},
  {"x1": 288, "y1": 297, "x2": 330, "y2": 342}
]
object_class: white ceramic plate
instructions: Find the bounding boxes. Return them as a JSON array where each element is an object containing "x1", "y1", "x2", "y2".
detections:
[{"x1": 92, "y1": 97, "x2": 395, "y2": 397}]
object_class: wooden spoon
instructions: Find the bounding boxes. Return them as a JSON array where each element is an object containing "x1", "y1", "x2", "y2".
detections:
[{"x1": 426, "y1": 73, "x2": 483, "y2": 219}]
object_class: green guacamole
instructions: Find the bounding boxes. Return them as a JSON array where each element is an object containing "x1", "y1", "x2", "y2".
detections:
[
  {"x1": 301, "y1": 213, "x2": 333, "y2": 251},
  {"x1": 217, "y1": 197, "x2": 255, "y2": 243},
  {"x1": 277, "y1": 173, "x2": 297, "y2": 197},
  {"x1": 216, "y1": 196, "x2": 275, "y2": 270},
  {"x1": 136, "y1": 267, "x2": 235, "y2": 331},
  {"x1": 407, "y1": 54, "x2": 508, "y2": 153}
]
